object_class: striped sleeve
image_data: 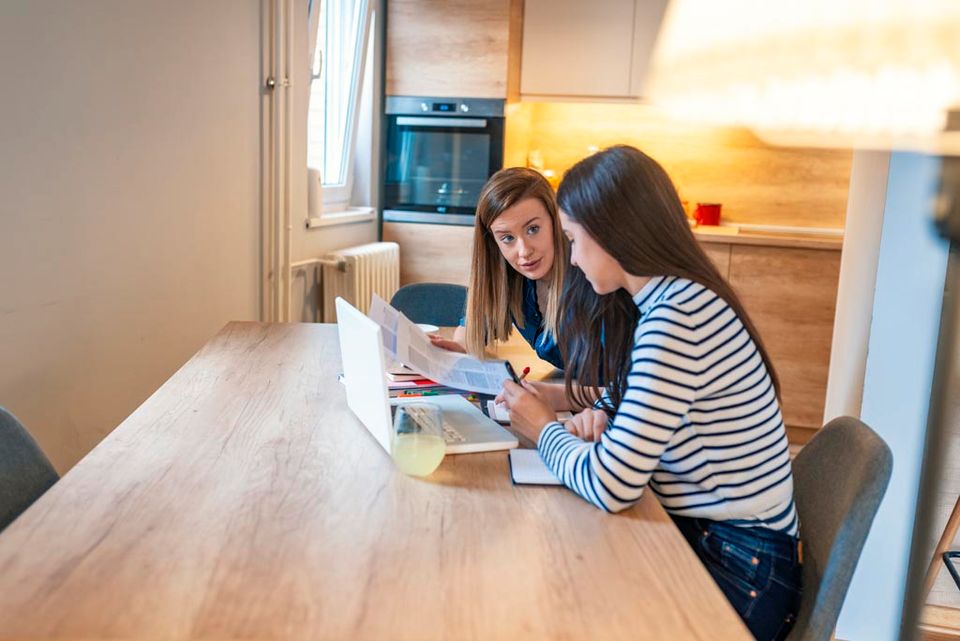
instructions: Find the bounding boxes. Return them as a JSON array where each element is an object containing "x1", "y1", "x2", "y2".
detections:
[{"x1": 537, "y1": 304, "x2": 700, "y2": 513}]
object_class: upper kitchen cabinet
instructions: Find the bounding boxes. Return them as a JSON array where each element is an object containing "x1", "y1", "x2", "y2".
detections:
[
  {"x1": 386, "y1": 0, "x2": 513, "y2": 98},
  {"x1": 520, "y1": 0, "x2": 668, "y2": 100}
]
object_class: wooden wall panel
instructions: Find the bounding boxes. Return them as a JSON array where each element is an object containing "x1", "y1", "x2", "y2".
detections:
[
  {"x1": 386, "y1": 0, "x2": 511, "y2": 98},
  {"x1": 514, "y1": 102, "x2": 852, "y2": 230},
  {"x1": 383, "y1": 222, "x2": 475, "y2": 286},
  {"x1": 728, "y1": 245, "x2": 841, "y2": 429},
  {"x1": 701, "y1": 241, "x2": 731, "y2": 277},
  {"x1": 506, "y1": 0, "x2": 524, "y2": 102}
]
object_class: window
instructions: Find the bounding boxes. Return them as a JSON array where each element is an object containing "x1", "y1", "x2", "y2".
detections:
[{"x1": 307, "y1": 0, "x2": 373, "y2": 214}]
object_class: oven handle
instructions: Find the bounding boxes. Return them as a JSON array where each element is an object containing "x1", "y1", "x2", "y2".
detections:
[{"x1": 395, "y1": 116, "x2": 488, "y2": 128}]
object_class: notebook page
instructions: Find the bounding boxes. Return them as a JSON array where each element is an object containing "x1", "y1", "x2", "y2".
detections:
[{"x1": 508, "y1": 449, "x2": 562, "y2": 486}]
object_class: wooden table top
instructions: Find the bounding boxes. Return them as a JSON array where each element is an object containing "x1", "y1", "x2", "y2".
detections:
[{"x1": 0, "y1": 322, "x2": 751, "y2": 641}]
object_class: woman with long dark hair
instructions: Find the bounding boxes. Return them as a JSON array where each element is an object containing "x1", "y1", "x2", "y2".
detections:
[{"x1": 500, "y1": 146, "x2": 802, "y2": 641}]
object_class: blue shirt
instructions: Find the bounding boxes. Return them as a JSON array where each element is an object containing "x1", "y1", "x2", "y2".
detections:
[
  {"x1": 512, "y1": 278, "x2": 564, "y2": 370},
  {"x1": 460, "y1": 278, "x2": 564, "y2": 370}
]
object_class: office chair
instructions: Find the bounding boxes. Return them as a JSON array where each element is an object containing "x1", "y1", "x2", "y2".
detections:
[
  {"x1": 0, "y1": 406, "x2": 59, "y2": 532},
  {"x1": 390, "y1": 283, "x2": 467, "y2": 328},
  {"x1": 786, "y1": 416, "x2": 893, "y2": 641}
]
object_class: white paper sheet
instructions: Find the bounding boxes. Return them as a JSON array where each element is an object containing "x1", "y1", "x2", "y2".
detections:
[
  {"x1": 486, "y1": 400, "x2": 511, "y2": 423},
  {"x1": 368, "y1": 295, "x2": 514, "y2": 396}
]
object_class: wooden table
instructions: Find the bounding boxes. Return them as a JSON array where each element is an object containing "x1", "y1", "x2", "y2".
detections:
[{"x1": 0, "y1": 322, "x2": 751, "y2": 640}]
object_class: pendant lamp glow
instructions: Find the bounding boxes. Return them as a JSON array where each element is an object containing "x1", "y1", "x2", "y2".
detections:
[{"x1": 646, "y1": 0, "x2": 960, "y2": 152}]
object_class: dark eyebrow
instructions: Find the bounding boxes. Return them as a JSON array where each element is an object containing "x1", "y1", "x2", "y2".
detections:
[{"x1": 523, "y1": 216, "x2": 542, "y2": 228}]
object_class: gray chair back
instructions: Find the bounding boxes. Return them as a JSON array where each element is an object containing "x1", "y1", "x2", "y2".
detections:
[
  {"x1": 786, "y1": 416, "x2": 893, "y2": 641},
  {"x1": 0, "y1": 406, "x2": 59, "y2": 532},
  {"x1": 390, "y1": 283, "x2": 467, "y2": 327}
]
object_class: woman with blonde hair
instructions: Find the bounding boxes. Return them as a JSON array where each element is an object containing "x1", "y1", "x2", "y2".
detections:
[{"x1": 430, "y1": 167, "x2": 569, "y2": 374}]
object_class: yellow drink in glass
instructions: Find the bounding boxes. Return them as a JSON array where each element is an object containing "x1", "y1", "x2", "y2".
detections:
[
  {"x1": 392, "y1": 433, "x2": 446, "y2": 476},
  {"x1": 392, "y1": 402, "x2": 445, "y2": 476}
]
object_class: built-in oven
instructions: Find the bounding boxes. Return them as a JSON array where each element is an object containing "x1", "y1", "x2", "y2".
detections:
[{"x1": 382, "y1": 96, "x2": 504, "y2": 226}]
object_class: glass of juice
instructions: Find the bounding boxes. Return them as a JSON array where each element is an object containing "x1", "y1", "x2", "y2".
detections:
[{"x1": 391, "y1": 402, "x2": 446, "y2": 476}]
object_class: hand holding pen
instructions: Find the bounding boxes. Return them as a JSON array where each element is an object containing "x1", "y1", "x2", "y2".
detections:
[
  {"x1": 504, "y1": 362, "x2": 531, "y2": 385},
  {"x1": 499, "y1": 368, "x2": 554, "y2": 437},
  {"x1": 498, "y1": 363, "x2": 532, "y2": 405}
]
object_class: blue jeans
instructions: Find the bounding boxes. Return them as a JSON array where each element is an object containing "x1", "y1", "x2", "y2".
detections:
[{"x1": 671, "y1": 515, "x2": 803, "y2": 641}]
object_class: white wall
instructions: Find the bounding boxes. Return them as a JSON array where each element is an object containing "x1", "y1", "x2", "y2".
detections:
[
  {"x1": 836, "y1": 152, "x2": 951, "y2": 640},
  {"x1": 0, "y1": 1, "x2": 262, "y2": 471}
]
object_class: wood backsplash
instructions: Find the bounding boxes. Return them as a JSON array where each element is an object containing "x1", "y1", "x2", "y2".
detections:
[{"x1": 505, "y1": 102, "x2": 853, "y2": 230}]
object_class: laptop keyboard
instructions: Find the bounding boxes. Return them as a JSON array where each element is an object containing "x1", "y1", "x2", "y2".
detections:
[
  {"x1": 394, "y1": 403, "x2": 466, "y2": 444},
  {"x1": 442, "y1": 423, "x2": 465, "y2": 444}
]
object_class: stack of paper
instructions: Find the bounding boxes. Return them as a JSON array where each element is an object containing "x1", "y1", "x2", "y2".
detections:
[
  {"x1": 385, "y1": 362, "x2": 423, "y2": 382},
  {"x1": 388, "y1": 378, "x2": 443, "y2": 391}
]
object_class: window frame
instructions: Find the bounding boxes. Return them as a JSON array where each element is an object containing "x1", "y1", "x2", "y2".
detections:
[{"x1": 307, "y1": 0, "x2": 374, "y2": 214}]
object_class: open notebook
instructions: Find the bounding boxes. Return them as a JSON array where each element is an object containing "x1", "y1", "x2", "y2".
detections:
[{"x1": 508, "y1": 449, "x2": 562, "y2": 486}]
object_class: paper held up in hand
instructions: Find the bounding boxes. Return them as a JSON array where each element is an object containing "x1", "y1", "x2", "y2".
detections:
[{"x1": 368, "y1": 295, "x2": 512, "y2": 396}]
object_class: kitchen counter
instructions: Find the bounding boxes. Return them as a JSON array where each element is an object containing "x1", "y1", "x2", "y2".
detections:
[{"x1": 693, "y1": 226, "x2": 844, "y2": 250}]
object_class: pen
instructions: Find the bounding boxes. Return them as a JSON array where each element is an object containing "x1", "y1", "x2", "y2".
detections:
[
  {"x1": 504, "y1": 362, "x2": 531, "y2": 385},
  {"x1": 504, "y1": 361, "x2": 521, "y2": 384}
]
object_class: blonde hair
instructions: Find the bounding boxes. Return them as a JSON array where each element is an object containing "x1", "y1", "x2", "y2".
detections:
[{"x1": 464, "y1": 167, "x2": 568, "y2": 358}]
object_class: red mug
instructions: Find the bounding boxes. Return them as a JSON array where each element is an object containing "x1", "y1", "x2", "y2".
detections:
[{"x1": 694, "y1": 203, "x2": 722, "y2": 226}]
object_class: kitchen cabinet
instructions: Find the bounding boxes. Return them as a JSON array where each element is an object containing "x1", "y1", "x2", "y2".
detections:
[
  {"x1": 520, "y1": 0, "x2": 668, "y2": 99},
  {"x1": 726, "y1": 245, "x2": 841, "y2": 433},
  {"x1": 383, "y1": 222, "x2": 475, "y2": 285},
  {"x1": 701, "y1": 241, "x2": 732, "y2": 276},
  {"x1": 385, "y1": 0, "x2": 512, "y2": 99}
]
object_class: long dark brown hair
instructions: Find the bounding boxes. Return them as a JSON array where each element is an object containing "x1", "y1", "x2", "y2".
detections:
[
  {"x1": 557, "y1": 145, "x2": 780, "y2": 412},
  {"x1": 464, "y1": 167, "x2": 568, "y2": 358}
]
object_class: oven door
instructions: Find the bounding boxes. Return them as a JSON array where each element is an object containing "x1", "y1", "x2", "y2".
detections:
[{"x1": 383, "y1": 114, "x2": 504, "y2": 225}]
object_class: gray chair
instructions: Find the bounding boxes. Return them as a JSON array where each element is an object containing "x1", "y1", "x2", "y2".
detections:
[
  {"x1": 787, "y1": 416, "x2": 893, "y2": 641},
  {"x1": 0, "y1": 406, "x2": 59, "y2": 532},
  {"x1": 390, "y1": 283, "x2": 467, "y2": 327}
]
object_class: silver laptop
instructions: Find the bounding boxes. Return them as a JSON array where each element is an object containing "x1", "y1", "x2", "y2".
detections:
[{"x1": 336, "y1": 297, "x2": 518, "y2": 454}]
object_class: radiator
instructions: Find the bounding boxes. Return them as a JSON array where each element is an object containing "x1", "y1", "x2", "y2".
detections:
[{"x1": 321, "y1": 242, "x2": 400, "y2": 322}]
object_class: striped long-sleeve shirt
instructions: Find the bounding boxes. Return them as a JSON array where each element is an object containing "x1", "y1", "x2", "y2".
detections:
[{"x1": 538, "y1": 276, "x2": 799, "y2": 535}]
